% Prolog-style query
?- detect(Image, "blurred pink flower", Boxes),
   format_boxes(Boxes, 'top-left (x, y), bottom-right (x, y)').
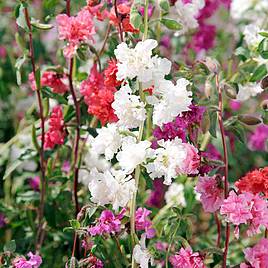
top-left (195, 175), bottom-right (224, 213)
top-left (14, 252), bottom-right (42, 268)
top-left (248, 124), bottom-right (268, 152)
top-left (29, 176), bottom-right (40, 191)
top-left (135, 207), bottom-right (155, 238)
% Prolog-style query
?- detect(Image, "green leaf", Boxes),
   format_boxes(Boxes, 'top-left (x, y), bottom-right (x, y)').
top-left (4, 240), bottom-right (16, 253)
top-left (258, 38), bottom-right (268, 59)
top-left (32, 124), bottom-right (40, 152)
top-left (159, 0), bottom-right (170, 11)
top-left (259, 32), bottom-right (268, 38)
top-left (86, 207), bottom-right (98, 221)
top-left (66, 257), bottom-right (79, 268)
top-left (228, 123), bottom-right (246, 144)
top-left (130, 7), bottom-right (142, 29)
top-left (42, 87), bottom-right (68, 104)
top-left (234, 47), bottom-right (250, 61)
top-left (31, 18), bottom-right (53, 30)
top-left (69, 219), bottom-right (80, 229)
top-left (209, 111), bottom-right (217, 138)
top-left (15, 4), bottom-right (28, 31)
top-left (202, 247), bottom-right (223, 256)
top-left (250, 64), bottom-right (267, 82)
top-left (15, 53), bottom-right (28, 85)
top-left (3, 160), bottom-right (22, 180)
top-left (161, 18), bottom-right (182, 30)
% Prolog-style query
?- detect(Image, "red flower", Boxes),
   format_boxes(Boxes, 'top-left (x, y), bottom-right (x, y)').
top-left (235, 167), bottom-right (268, 197)
top-left (104, 59), bottom-right (122, 87)
top-left (80, 65), bottom-right (118, 125)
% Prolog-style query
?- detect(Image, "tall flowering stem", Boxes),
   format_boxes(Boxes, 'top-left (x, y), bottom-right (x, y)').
top-left (66, 0), bottom-right (81, 258)
top-left (216, 74), bottom-right (230, 268)
top-left (23, 5), bottom-right (46, 251)
top-left (114, 0), bottom-right (124, 42)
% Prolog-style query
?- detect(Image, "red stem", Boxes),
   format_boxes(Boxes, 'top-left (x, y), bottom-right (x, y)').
top-left (114, 0), bottom-right (124, 42)
top-left (214, 213), bottom-right (221, 248)
top-left (216, 74), bottom-right (230, 268)
top-left (24, 7), bottom-right (46, 251)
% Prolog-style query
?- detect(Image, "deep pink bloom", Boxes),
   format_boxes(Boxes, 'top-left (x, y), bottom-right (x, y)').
top-left (61, 161), bottom-right (71, 173)
top-left (80, 65), bottom-right (118, 125)
top-left (155, 241), bottom-right (169, 251)
top-left (170, 247), bottom-right (206, 268)
top-left (146, 179), bottom-right (166, 208)
top-left (0, 46), bottom-right (7, 59)
top-left (160, 35), bottom-right (171, 49)
top-left (0, 213), bottom-right (6, 228)
top-left (14, 252), bottom-right (42, 268)
top-left (241, 239), bottom-right (268, 268)
top-left (139, 4), bottom-right (154, 17)
top-left (89, 209), bottom-right (125, 236)
top-left (135, 207), bottom-right (155, 238)
top-left (104, 59), bottom-right (122, 87)
top-left (229, 100), bottom-right (241, 111)
top-left (86, 1), bottom-right (109, 21)
top-left (179, 143), bottom-right (200, 175)
top-left (248, 124), bottom-right (268, 152)
top-left (56, 9), bottom-right (95, 58)
top-left (44, 106), bottom-right (65, 149)
top-left (29, 176), bottom-right (40, 191)
top-left (195, 175), bottom-right (224, 213)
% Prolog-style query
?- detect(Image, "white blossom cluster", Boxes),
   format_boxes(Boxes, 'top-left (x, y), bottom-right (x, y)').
top-left (80, 40), bottom-right (196, 210)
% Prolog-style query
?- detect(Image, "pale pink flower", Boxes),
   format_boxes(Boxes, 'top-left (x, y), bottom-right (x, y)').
top-left (241, 238), bottom-right (268, 268)
top-left (170, 247), bottom-right (206, 268)
top-left (195, 175), bottom-right (224, 213)
top-left (56, 9), bottom-right (95, 58)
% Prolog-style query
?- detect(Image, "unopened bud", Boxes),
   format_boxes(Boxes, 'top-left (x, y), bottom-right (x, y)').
top-left (222, 83), bottom-right (237, 99)
top-left (238, 114), bottom-right (262, 125)
top-left (200, 57), bottom-right (220, 74)
top-left (261, 99), bottom-right (268, 110)
top-left (261, 76), bottom-right (268, 89)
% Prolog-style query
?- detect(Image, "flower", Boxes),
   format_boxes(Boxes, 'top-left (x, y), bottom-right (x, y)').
top-left (80, 65), bottom-right (118, 125)
top-left (235, 167), bottom-right (268, 197)
top-left (165, 182), bottom-right (186, 206)
top-left (179, 143), bottom-right (200, 175)
top-left (112, 84), bottom-right (146, 129)
top-left (241, 238), bottom-right (268, 268)
top-left (116, 137), bottom-right (151, 174)
top-left (104, 59), bottom-right (122, 87)
top-left (44, 105), bottom-right (65, 149)
top-left (91, 123), bottom-right (122, 160)
top-left (56, 9), bottom-right (95, 58)
top-left (170, 246), bottom-right (206, 268)
top-left (150, 78), bottom-right (192, 126)
top-left (29, 176), bottom-right (40, 191)
top-left (89, 209), bottom-right (125, 236)
top-left (145, 137), bottom-right (187, 185)
top-left (0, 213), bottom-right (6, 228)
top-left (174, 0), bottom-right (205, 34)
top-left (248, 124), bottom-right (268, 151)
top-left (243, 24), bottom-right (264, 48)
top-left (195, 175), bottom-right (224, 213)
top-left (236, 83), bottom-right (263, 102)
top-left (133, 234), bottom-right (154, 268)
top-left (28, 71), bottom-right (68, 93)
top-left (146, 179), bottom-right (166, 208)
top-left (135, 207), bottom-right (155, 238)
top-left (87, 168), bottom-right (136, 211)
top-left (14, 252), bottom-right (42, 268)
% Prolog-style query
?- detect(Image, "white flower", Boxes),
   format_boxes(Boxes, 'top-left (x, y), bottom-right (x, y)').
top-left (91, 123), bottom-right (122, 160)
top-left (133, 234), bottom-right (153, 268)
top-left (112, 84), bottom-right (146, 129)
top-left (88, 168), bottom-right (136, 211)
top-left (114, 39), bottom-right (171, 86)
top-left (116, 137), bottom-right (151, 174)
top-left (165, 182), bottom-right (186, 206)
top-left (243, 24), bottom-right (264, 48)
top-left (175, 0), bottom-right (205, 34)
top-left (150, 78), bottom-right (192, 126)
top-left (145, 137), bottom-right (187, 185)
top-left (236, 83), bottom-right (263, 101)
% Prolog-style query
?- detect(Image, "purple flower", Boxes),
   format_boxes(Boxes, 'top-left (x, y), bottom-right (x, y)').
top-left (139, 4), bottom-right (154, 17)
top-left (0, 213), bottom-right (6, 228)
top-left (29, 176), bottom-right (40, 191)
top-left (62, 160), bottom-right (71, 173)
top-left (229, 100), bottom-right (241, 111)
top-left (248, 124), bottom-right (268, 151)
top-left (135, 207), bottom-right (155, 238)
top-left (14, 252), bottom-right (42, 268)
top-left (160, 35), bottom-right (171, 49)
top-left (88, 209), bottom-right (125, 236)
top-left (146, 179), bottom-right (166, 208)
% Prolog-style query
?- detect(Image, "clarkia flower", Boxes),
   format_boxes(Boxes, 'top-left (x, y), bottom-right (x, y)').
top-left (146, 179), bottom-right (166, 208)
top-left (248, 124), bottom-right (268, 152)
top-left (29, 176), bottom-right (40, 191)
top-left (135, 207), bottom-right (155, 238)
top-left (14, 252), bottom-right (42, 268)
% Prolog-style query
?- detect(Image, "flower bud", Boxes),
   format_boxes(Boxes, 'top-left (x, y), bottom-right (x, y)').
top-left (222, 83), bottom-right (237, 99)
top-left (238, 114), bottom-right (262, 125)
top-left (200, 57), bottom-right (220, 74)
top-left (261, 99), bottom-right (268, 111)
top-left (261, 76), bottom-right (268, 89)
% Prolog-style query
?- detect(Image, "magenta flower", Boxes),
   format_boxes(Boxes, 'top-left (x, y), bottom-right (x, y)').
top-left (195, 175), bottom-right (224, 213)
top-left (14, 252), bottom-right (42, 268)
top-left (170, 247), bottom-right (206, 268)
top-left (241, 238), bottom-right (268, 268)
top-left (88, 209), bottom-right (125, 236)
top-left (229, 100), bottom-right (241, 111)
top-left (135, 207), bottom-right (155, 238)
top-left (56, 9), bottom-right (95, 58)
top-left (0, 213), bottom-right (6, 228)
top-left (248, 124), bottom-right (268, 152)
top-left (146, 179), bottom-right (166, 208)
top-left (29, 176), bottom-right (40, 191)
top-left (61, 161), bottom-right (71, 173)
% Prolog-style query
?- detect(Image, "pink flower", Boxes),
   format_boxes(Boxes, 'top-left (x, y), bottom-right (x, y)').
top-left (14, 252), bottom-right (42, 268)
top-left (28, 71), bottom-right (68, 93)
top-left (229, 100), bottom-right (241, 111)
top-left (44, 106), bottom-right (65, 149)
top-left (179, 143), bottom-right (200, 175)
top-left (241, 238), bottom-right (268, 268)
top-left (135, 207), bottom-right (156, 238)
top-left (248, 124), bottom-right (268, 152)
top-left (170, 247), bottom-right (206, 268)
top-left (61, 161), bottom-right (71, 173)
top-left (89, 209), bottom-right (125, 236)
top-left (195, 175), bottom-right (224, 213)
top-left (56, 9), bottom-right (95, 58)
top-left (29, 176), bottom-right (40, 191)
